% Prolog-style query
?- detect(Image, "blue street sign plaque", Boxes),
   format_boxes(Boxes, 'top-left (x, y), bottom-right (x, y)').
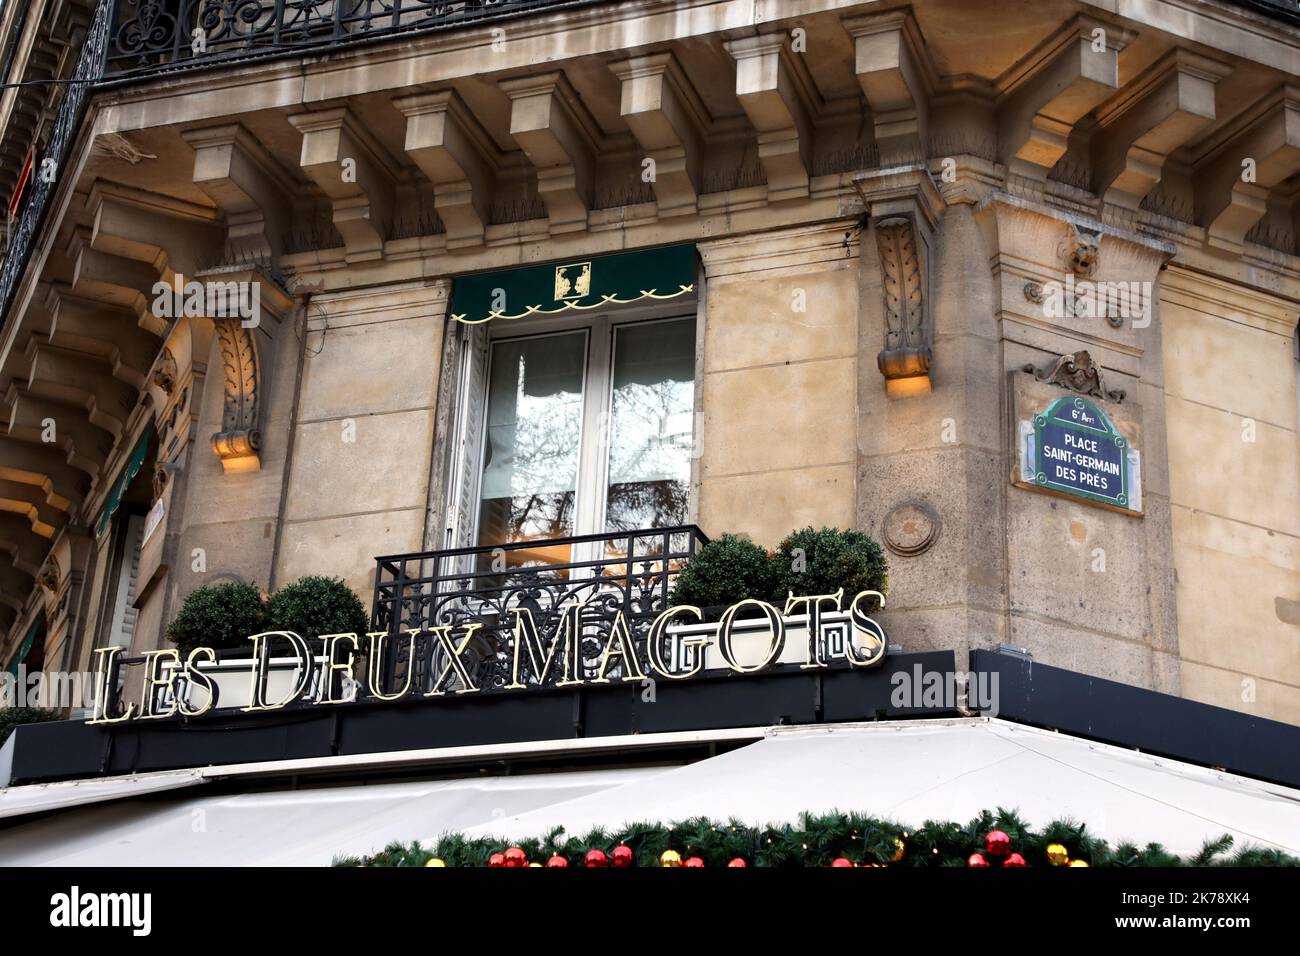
top-left (1023, 396), bottom-right (1140, 512)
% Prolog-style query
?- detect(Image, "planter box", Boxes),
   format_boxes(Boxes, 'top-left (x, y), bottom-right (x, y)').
top-left (159, 656), bottom-right (338, 712)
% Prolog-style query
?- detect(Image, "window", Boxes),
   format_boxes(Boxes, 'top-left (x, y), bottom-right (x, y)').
top-left (478, 329), bottom-right (586, 552)
top-left (454, 311), bottom-right (696, 569)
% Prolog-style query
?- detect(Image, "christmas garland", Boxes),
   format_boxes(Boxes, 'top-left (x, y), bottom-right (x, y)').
top-left (334, 809), bottom-right (1299, 868)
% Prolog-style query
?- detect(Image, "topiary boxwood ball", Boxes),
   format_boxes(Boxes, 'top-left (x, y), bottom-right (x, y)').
top-left (167, 581), bottom-right (268, 656)
top-left (769, 526), bottom-right (889, 607)
top-left (267, 575), bottom-right (368, 641)
top-left (668, 534), bottom-right (775, 615)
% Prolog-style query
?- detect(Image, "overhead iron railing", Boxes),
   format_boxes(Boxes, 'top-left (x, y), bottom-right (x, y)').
top-left (0, 0), bottom-right (112, 334)
top-left (370, 525), bottom-right (710, 694)
top-left (106, 0), bottom-right (605, 77)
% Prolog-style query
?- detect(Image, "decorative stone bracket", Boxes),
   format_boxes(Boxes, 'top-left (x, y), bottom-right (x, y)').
top-left (1058, 221), bottom-right (1101, 278)
top-left (203, 268), bottom-right (293, 473)
top-left (210, 318), bottom-right (262, 471)
top-left (854, 166), bottom-right (945, 398)
top-left (875, 216), bottom-right (931, 381)
top-left (38, 554), bottom-right (60, 594)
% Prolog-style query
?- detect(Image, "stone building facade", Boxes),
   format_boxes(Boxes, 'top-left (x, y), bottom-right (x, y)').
top-left (0, 0), bottom-right (1297, 725)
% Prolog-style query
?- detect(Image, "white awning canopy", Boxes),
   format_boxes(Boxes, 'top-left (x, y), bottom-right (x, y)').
top-left (465, 719), bottom-right (1300, 857)
top-left (0, 769), bottom-right (205, 821)
top-left (0, 718), bottom-right (1296, 864)
top-left (0, 767), bottom-right (669, 866)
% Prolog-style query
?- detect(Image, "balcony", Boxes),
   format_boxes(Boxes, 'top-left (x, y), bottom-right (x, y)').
top-left (370, 525), bottom-right (709, 694)
top-left (106, 0), bottom-right (604, 77)
top-left (101, 0), bottom-right (1300, 80)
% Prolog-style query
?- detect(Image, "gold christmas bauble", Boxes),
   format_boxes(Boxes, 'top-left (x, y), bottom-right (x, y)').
top-left (1046, 843), bottom-right (1069, 867)
top-left (528, 862), bottom-right (542, 867)
top-left (889, 838), bottom-right (906, 863)
top-left (1068, 859), bottom-right (1090, 867)
top-left (660, 850), bottom-right (683, 868)
top-left (425, 858), bottom-right (446, 867)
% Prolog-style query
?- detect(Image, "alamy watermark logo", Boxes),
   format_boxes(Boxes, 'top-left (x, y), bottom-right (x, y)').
top-left (50, 887), bottom-right (151, 937)
top-left (1027, 273), bottom-right (1152, 329)
top-left (1, 667), bottom-right (99, 710)
top-left (890, 664), bottom-right (1000, 716)
top-left (150, 274), bottom-right (261, 327)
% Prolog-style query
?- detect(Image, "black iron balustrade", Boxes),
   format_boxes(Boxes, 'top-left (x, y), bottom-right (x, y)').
top-left (103, 0), bottom-right (1299, 78)
top-left (370, 525), bottom-right (709, 695)
top-left (107, 0), bottom-right (605, 76)
top-left (1235, 0), bottom-right (1300, 26)
top-left (0, 0), bottom-right (113, 332)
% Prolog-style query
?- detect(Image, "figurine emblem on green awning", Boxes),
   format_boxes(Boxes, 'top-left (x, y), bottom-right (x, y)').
top-left (450, 244), bottom-right (696, 323)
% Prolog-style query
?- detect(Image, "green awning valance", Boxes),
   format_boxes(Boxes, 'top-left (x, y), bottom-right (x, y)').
top-left (96, 430), bottom-right (152, 537)
top-left (449, 244), bottom-right (696, 324)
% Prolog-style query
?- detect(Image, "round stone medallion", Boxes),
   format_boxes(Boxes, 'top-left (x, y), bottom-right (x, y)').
top-left (882, 501), bottom-right (940, 557)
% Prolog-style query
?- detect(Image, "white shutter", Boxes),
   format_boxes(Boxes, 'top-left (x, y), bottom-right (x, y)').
top-left (445, 322), bottom-right (489, 555)
top-left (108, 513), bottom-right (146, 649)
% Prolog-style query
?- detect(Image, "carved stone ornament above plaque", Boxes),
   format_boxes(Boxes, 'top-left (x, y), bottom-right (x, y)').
top-left (1022, 350), bottom-right (1125, 404)
top-left (882, 501), bottom-right (940, 557)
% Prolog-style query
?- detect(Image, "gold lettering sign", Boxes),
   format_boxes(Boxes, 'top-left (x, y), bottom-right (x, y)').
top-left (85, 591), bottom-right (887, 724)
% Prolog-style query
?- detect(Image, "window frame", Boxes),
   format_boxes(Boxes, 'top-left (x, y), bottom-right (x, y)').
top-left (475, 301), bottom-right (698, 551)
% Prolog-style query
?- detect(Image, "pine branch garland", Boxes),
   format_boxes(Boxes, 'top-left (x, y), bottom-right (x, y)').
top-left (333, 809), bottom-right (1299, 868)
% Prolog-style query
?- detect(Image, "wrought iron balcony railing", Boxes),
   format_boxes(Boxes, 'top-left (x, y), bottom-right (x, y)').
top-left (108, 0), bottom-right (604, 76)
top-left (370, 525), bottom-right (709, 694)
top-left (0, 0), bottom-right (112, 332)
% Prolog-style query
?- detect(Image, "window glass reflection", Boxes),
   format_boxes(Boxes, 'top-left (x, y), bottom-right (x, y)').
top-left (604, 318), bottom-right (695, 536)
top-left (477, 331), bottom-right (586, 568)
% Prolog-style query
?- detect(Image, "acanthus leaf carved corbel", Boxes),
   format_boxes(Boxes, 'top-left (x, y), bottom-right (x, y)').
top-left (202, 267), bottom-right (291, 473)
top-left (210, 317), bottom-right (262, 471)
top-left (874, 215), bottom-right (933, 385)
top-left (855, 166), bottom-right (944, 398)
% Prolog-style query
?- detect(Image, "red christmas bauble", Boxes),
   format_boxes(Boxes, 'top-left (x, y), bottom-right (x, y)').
top-left (503, 847), bottom-right (527, 868)
top-left (984, 830), bottom-right (1012, 858)
top-left (727, 858), bottom-right (747, 867)
top-left (1002, 852), bottom-right (1028, 867)
top-left (545, 854), bottom-right (569, 868)
top-left (831, 857), bottom-right (854, 867)
top-left (684, 856), bottom-right (705, 868)
top-left (611, 845), bottom-right (634, 868)
top-left (967, 853), bottom-right (991, 867)
top-left (584, 849), bottom-right (609, 868)
top-left (487, 852), bottom-right (506, 868)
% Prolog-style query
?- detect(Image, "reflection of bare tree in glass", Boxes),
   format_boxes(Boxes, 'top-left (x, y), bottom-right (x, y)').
top-left (606, 376), bottom-right (692, 540)
top-left (478, 356), bottom-right (582, 567)
top-left (606, 482), bottom-right (689, 532)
